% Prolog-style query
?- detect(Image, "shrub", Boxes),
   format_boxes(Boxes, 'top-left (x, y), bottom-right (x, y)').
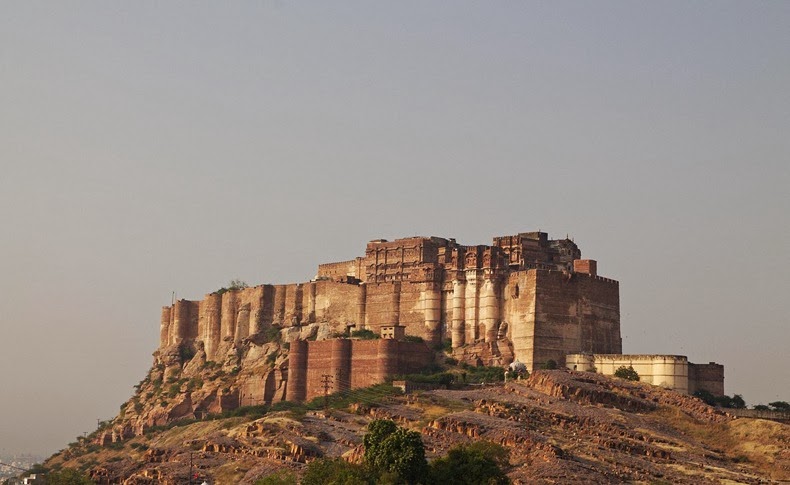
top-left (300, 458), bottom-right (368, 485)
top-left (613, 365), bottom-right (640, 381)
top-left (444, 357), bottom-right (458, 366)
top-left (404, 335), bottom-right (424, 343)
top-left (540, 359), bottom-right (557, 370)
top-left (364, 419), bottom-right (428, 484)
top-left (41, 468), bottom-right (93, 485)
top-left (187, 377), bottom-right (203, 391)
top-left (465, 365), bottom-right (505, 384)
top-left (263, 326), bottom-right (282, 343)
top-left (214, 279), bottom-right (249, 295)
top-left (730, 394), bottom-right (746, 409)
top-left (769, 400), bottom-right (790, 411)
top-left (178, 344), bottom-right (196, 363)
top-left (693, 389), bottom-right (716, 406)
top-left (394, 372), bottom-right (455, 387)
top-left (429, 441), bottom-right (510, 485)
top-left (167, 383), bottom-right (181, 398)
top-left (351, 329), bottom-right (378, 340)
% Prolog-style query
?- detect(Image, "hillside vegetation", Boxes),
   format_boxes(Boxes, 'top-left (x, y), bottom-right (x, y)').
top-left (30, 369), bottom-right (789, 484)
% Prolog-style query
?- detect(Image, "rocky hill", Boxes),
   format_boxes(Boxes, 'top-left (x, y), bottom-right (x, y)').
top-left (40, 359), bottom-right (788, 484)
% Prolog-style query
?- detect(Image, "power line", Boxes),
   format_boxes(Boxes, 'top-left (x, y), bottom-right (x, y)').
top-left (321, 374), bottom-right (334, 411)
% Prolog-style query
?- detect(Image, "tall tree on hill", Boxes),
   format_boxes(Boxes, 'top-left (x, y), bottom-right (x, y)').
top-left (363, 420), bottom-right (428, 484)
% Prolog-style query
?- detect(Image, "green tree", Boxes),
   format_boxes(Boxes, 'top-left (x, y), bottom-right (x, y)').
top-left (364, 420), bottom-right (428, 484)
top-left (730, 394), bottom-right (746, 409)
top-left (753, 404), bottom-right (770, 411)
top-left (429, 441), bottom-right (511, 485)
top-left (300, 458), bottom-right (369, 485)
top-left (715, 395), bottom-right (734, 408)
top-left (45, 468), bottom-right (93, 485)
top-left (613, 365), bottom-right (640, 381)
top-left (693, 389), bottom-right (716, 406)
top-left (768, 400), bottom-right (790, 411)
top-left (540, 359), bottom-right (558, 370)
top-left (229, 279), bottom-right (249, 290)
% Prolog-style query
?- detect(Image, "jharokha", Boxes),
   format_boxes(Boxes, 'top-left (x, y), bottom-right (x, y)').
top-left (155, 231), bottom-right (722, 407)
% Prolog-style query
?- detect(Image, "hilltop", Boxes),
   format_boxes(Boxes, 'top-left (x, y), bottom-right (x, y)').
top-left (38, 369), bottom-right (788, 484)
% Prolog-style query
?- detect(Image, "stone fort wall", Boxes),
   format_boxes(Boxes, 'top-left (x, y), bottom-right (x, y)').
top-left (159, 231), bottom-right (622, 371)
top-left (157, 231), bottom-right (631, 402)
top-left (566, 354), bottom-right (724, 396)
top-left (285, 339), bottom-right (434, 402)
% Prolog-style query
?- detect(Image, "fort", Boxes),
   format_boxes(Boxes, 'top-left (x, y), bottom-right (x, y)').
top-left (156, 231), bottom-right (723, 402)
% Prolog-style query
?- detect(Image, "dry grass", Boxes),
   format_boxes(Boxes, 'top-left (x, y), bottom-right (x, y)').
top-left (211, 457), bottom-right (257, 484)
top-left (651, 406), bottom-right (789, 481)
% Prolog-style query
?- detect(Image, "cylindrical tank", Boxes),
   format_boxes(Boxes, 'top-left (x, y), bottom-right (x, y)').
top-left (285, 340), bottom-right (309, 402)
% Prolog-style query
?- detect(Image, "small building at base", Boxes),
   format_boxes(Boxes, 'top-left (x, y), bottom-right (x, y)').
top-left (565, 353), bottom-right (724, 396)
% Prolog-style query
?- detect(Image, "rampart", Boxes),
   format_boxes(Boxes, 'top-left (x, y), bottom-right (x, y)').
top-left (153, 230), bottom-right (731, 402)
top-left (688, 362), bottom-right (725, 396)
top-left (285, 339), bottom-right (434, 401)
top-left (566, 354), bottom-right (724, 396)
top-left (159, 231), bottom-right (622, 372)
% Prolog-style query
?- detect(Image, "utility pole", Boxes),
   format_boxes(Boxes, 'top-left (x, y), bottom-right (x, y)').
top-left (321, 374), bottom-right (334, 411)
top-left (188, 451), bottom-right (193, 485)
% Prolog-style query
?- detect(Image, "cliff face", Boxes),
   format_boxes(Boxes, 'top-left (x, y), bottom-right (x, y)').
top-left (106, 325), bottom-right (289, 444)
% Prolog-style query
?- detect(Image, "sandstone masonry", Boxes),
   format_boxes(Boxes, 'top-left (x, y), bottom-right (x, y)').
top-left (155, 231), bottom-right (722, 401)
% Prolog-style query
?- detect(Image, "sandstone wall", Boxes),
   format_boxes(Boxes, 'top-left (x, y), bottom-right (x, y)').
top-left (564, 354), bottom-right (725, 397)
top-left (529, 270), bottom-right (620, 370)
top-left (566, 354), bottom-right (690, 394)
top-left (500, 270), bottom-right (620, 371)
top-left (285, 339), bottom-right (434, 402)
top-left (159, 233), bottom-right (623, 401)
top-left (316, 259), bottom-right (363, 281)
top-left (688, 362), bottom-right (725, 396)
top-left (502, 270), bottom-right (538, 368)
top-left (160, 282), bottom-right (365, 361)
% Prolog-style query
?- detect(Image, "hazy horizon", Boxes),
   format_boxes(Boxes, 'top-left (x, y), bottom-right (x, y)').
top-left (1, 2), bottom-right (788, 456)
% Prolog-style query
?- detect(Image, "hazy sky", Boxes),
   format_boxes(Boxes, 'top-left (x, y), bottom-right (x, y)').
top-left (1, 2), bottom-right (788, 456)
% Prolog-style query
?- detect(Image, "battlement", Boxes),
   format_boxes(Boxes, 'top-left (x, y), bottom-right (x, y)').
top-left (152, 230), bottom-right (728, 404)
top-left (160, 230), bottom-right (621, 376)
